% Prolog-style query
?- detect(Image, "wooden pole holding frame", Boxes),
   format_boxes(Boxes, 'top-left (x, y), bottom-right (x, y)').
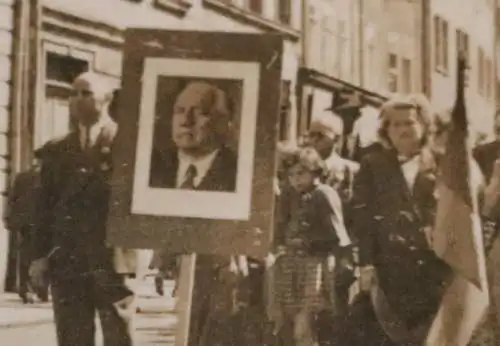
top-left (174, 254), bottom-right (196, 346)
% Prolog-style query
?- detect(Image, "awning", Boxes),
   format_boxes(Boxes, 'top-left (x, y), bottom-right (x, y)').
top-left (297, 67), bottom-right (388, 110)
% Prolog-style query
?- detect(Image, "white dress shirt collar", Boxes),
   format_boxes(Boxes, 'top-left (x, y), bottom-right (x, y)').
top-left (400, 155), bottom-right (420, 192)
top-left (176, 149), bottom-right (219, 188)
top-left (78, 115), bottom-right (117, 149)
top-left (79, 118), bottom-right (104, 149)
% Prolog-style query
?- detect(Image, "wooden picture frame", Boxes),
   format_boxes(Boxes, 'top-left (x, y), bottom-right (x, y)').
top-left (107, 29), bottom-right (283, 259)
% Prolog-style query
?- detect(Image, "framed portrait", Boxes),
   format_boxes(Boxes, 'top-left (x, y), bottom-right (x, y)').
top-left (107, 29), bottom-right (283, 258)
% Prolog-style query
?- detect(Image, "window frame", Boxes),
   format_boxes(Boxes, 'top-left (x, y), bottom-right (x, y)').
top-left (401, 57), bottom-right (412, 93)
top-left (434, 15), bottom-right (449, 74)
top-left (388, 52), bottom-right (399, 93)
top-left (276, 0), bottom-right (292, 25)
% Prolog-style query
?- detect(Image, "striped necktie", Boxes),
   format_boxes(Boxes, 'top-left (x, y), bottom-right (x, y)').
top-left (180, 164), bottom-right (197, 190)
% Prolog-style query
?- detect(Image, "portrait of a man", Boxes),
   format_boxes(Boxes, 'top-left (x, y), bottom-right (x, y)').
top-left (148, 79), bottom-right (239, 192)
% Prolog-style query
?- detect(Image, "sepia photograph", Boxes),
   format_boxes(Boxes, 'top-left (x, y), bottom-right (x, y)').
top-left (4, 1), bottom-right (500, 346)
top-left (131, 57), bottom-right (258, 220)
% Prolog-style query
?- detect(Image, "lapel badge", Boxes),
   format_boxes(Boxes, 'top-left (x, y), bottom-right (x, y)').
top-left (101, 146), bottom-right (111, 155)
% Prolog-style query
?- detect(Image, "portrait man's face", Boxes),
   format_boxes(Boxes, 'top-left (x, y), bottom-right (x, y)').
top-left (171, 82), bottom-right (231, 157)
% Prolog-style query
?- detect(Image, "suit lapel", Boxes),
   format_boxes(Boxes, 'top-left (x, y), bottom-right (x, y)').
top-left (413, 150), bottom-right (437, 203)
top-left (52, 132), bottom-right (94, 210)
top-left (386, 150), bottom-right (413, 203)
top-left (196, 151), bottom-right (223, 190)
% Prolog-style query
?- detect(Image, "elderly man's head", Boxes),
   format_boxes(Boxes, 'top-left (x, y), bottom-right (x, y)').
top-left (307, 112), bottom-right (343, 159)
top-left (378, 94), bottom-right (432, 156)
top-left (171, 81), bottom-right (232, 157)
top-left (69, 72), bottom-right (113, 126)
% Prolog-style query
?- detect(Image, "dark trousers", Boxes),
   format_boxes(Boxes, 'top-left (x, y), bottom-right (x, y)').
top-left (18, 229), bottom-right (32, 298)
top-left (332, 293), bottom-right (396, 346)
top-left (51, 275), bottom-right (133, 346)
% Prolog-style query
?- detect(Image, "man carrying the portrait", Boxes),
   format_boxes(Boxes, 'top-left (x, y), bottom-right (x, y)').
top-left (29, 72), bottom-right (137, 346)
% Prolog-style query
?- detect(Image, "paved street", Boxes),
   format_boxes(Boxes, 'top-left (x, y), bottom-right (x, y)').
top-left (0, 279), bottom-right (177, 346)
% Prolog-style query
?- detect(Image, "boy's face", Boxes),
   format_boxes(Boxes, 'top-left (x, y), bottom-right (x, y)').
top-left (288, 164), bottom-right (315, 193)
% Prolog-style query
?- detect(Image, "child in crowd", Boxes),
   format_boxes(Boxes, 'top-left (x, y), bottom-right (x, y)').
top-left (270, 146), bottom-right (351, 346)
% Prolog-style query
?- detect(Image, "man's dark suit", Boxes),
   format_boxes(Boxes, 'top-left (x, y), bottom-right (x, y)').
top-left (337, 149), bottom-right (451, 346)
top-left (33, 131), bottom-right (133, 346)
top-left (148, 146), bottom-right (237, 191)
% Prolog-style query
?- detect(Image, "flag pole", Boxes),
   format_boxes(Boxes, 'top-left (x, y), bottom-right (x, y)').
top-left (425, 53), bottom-right (489, 346)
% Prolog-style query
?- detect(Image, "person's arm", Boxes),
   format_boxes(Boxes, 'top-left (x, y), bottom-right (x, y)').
top-left (32, 159), bottom-right (56, 260)
top-left (4, 174), bottom-right (23, 231)
top-left (350, 157), bottom-right (376, 267)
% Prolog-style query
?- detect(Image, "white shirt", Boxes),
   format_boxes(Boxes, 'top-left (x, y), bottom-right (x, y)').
top-left (176, 150), bottom-right (219, 188)
top-left (78, 116), bottom-right (116, 149)
top-left (400, 155), bottom-right (420, 192)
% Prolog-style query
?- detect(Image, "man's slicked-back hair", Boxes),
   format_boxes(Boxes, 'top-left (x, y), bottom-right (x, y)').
top-left (181, 81), bottom-right (234, 122)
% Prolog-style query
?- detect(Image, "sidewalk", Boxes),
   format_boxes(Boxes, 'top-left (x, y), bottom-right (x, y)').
top-left (0, 294), bottom-right (52, 328)
top-left (0, 278), bottom-right (176, 329)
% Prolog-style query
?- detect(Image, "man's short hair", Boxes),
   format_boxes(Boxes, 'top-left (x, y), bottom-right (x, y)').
top-left (281, 145), bottom-right (327, 178)
top-left (73, 72), bottom-right (113, 104)
top-left (309, 111), bottom-right (343, 139)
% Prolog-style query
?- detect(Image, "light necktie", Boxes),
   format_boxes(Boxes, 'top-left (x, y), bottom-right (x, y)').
top-left (180, 164), bottom-right (197, 190)
top-left (84, 126), bottom-right (91, 150)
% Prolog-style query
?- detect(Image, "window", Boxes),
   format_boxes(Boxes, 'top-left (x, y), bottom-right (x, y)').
top-left (401, 58), bottom-right (412, 93)
top-left (388, 53), bottom-right (398, 92)
top-left (456, 29), bottom-right (469, 63)
top-left (247, 0), bottom-right (262, 13)
top-left (336, 20), bottom-right (347, 79)
top-left (320, 17), bottom-right (329, 73)
top-left (279, 80), bottom-right (291, 141)
top-left (46, 52), bottom-right (89, 86)
top-left (485, 58), bottom-right (492, 99)
top-left (40, 51), bottom-right (90, 148)
top-left (434, 16), bottom-right (449, 73)
top-left (478, 47), bottom-right (485, 95)
top-left (277, 0), bottom-right (291, 25)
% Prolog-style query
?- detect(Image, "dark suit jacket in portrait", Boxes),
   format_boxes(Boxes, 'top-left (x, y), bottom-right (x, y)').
top-left (149, 146), bottom-right (238, 192)
top-left (350, 148), bottom-right (451, 342)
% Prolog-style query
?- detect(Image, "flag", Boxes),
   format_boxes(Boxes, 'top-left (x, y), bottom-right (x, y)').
top-left (425, 56), bottom-right (489, 345)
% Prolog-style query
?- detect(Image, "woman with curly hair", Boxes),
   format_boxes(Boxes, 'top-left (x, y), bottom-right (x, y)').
top-left (336, 94), bottom-right (453, 346)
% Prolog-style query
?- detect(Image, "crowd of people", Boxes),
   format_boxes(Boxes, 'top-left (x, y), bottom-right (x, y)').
top-left (5, 68), bottom-right (500, 346)
top-left (155, 91), bottom-right (500, 346)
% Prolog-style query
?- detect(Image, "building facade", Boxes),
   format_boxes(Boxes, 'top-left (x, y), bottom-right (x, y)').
top-left (429, 0), bottom-right (496, 138)
top-left (297, 0), bottom-right (389, 148)
top-left (35, 0), bottom-right (302, 147)
top-left (2, 0), bottom-right (303, 290)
